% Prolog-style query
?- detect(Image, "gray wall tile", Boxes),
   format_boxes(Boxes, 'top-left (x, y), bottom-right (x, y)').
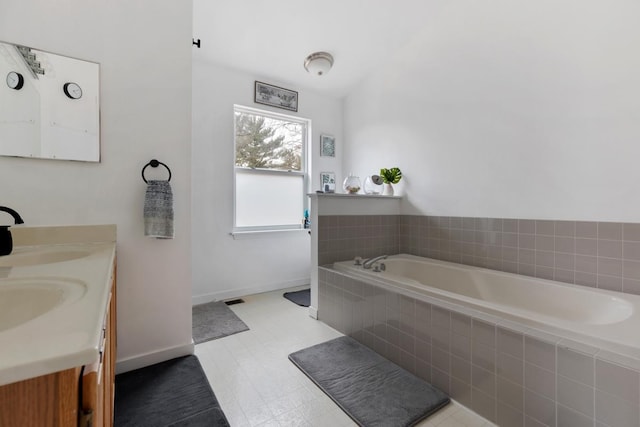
top-left (497, 328), bottom-right (524, 359)
top-left (472, 319), bottom-right (496, 346)
top-left (597, 274), bottom-right (623, 292)
top-left (623, 241), bottom-right (640, 261)
top-left (472, 388), bottom-right (497, 423)
top-left (536, 220), bottom-right (555, 236)
top-left (576, 238), bottom-right (598, 256)
top-left (624, 260), bottom-right (640, 280)
top-left (554, 252), bottom-right (575, 270)
top-left (624, 223), bottom-right (640, 242)
top-left (503, 219), bottom-right (518, 233)
top-left (432, 305), bottom-right (451, 329)
top-left (451, 333), bottom-right (471, 361)
top-left (557, 375), bottom-right (594, 417)
top-left (597, 257), bottom-right (622, 277)
top-left (598, 239), bottom-right (623, 258)
top-left (451, 312), bottom-right (471, 336)
top-left (598, 222), bottom-right (622, 240)
top-left (525, 362), bottom-right (556, 399)
top-left (557, 404), bottom-right (595, 427)
top-left (432, 367), bottom-right (451, 395)
top-left (555, 221), bottom-right (576, 237)
top-left (536, 235), bottom-right (555, 251)
top-left (525, 336), bottom-right (556, 371)
top-left (452, 355), bottom-right (471, 383)
top-left (498, 352), bottom-right (524, 385)
top-left (519, 220), bottom-right (536, 234)
top-left (432, 344), bottom-right (451, 374)
top-left (595, 359), bottom-right (640, 404)
top-left (576, 221), bottom-right (598, 238)
top-left (451, 377), bottom-right (472, 407)
top-left (498, 402), bottom-right (524, 427)
top-left (558, 347), bottom-right (594, 386)
top-left (473, 364), bottom-right (497, 396)
top-left (525, 389), bottom-right (556, 427)
top-left (473, 341), bottom-right (496, 372)
top-left (498, 376), bottom-right (524, 411)
top-left (596, 390), bottom-right (640, 427)
top-left (575, 271), bottom-right (597, 287)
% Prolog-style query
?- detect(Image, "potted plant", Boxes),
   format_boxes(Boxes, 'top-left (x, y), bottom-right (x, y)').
top-left (379, 167), bottom-right (402, 195)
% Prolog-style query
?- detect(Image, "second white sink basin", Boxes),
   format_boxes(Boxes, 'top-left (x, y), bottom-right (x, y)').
top-left (0, 277), bottom-right (87, 332)
top-left (0, 249), bottom-right (91, 267)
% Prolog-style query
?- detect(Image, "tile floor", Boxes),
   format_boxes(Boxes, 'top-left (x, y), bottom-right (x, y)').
top-left (195, 287), bottom-right (495, 427)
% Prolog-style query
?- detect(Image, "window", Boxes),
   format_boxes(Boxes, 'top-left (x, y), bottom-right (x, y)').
top-left (233, 105), bottom-right (309, 232)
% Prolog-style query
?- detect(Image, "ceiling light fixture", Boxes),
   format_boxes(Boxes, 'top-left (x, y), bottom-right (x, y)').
top-left (304, 52), bottom-right (334, 76)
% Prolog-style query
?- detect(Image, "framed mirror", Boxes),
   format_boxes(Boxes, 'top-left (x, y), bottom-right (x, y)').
top-left (0, 41), bottom-right (100, 162)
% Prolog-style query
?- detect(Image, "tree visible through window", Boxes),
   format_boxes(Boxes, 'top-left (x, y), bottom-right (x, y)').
top-left (233, 106), bottom-right (309, 230)
top-left (235, 113), bottom-right (302, 171)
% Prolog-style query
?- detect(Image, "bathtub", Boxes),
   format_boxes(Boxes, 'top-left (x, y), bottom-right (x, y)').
top-left (333, 254), bottom-right (640, 359)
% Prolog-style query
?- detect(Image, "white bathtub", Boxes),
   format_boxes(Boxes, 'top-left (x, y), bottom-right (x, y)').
top-left (333, 254), bottom-right (640, 359)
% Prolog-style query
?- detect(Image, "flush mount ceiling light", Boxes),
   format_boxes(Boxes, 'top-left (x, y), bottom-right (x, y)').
top-left (304, 52), bottom-right (334, 76)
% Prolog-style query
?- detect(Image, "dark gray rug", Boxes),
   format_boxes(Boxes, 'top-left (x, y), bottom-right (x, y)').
top-left (289, 336), bottom-right (450, 427)
top-left (192, 301), bottom-right (249, 344)
top-left (283, 288), bottom-right (310, 307)
top-left (114, 355), bottom-right (230, 427)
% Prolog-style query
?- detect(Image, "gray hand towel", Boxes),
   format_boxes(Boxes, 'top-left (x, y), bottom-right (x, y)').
top-left (144, 180), bottom-right (174, 239)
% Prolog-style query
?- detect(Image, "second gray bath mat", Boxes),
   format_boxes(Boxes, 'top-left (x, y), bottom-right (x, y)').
top-left (192, 301), bottom-right (249, 344)
top-left (289, 336), bottom-right (450, 427)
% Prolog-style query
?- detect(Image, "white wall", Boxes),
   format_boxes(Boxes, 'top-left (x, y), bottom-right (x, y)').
top-left (0, 0), bottom-right (194, 372)
top-left (191, 59), bottom-right (342, 302)
top-left (344, 0), bottom-right (640, 222)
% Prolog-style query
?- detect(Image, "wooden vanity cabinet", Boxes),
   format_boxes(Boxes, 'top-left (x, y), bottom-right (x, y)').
top-left (82, 271), bottom-right (117, 427)
top-left (0, 272), bottom-right (116, 427)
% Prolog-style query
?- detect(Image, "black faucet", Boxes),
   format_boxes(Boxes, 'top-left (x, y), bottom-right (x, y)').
top-left (0, 206), bottom-right (24, 256)
top-left (0, 206), bottom-right (24, 225)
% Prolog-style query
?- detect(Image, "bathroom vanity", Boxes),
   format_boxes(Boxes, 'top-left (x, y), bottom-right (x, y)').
top-left (0, 225), bottom-right (116, 427)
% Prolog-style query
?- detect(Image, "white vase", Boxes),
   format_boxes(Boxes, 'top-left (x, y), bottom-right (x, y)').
top-left (383, 183), bottom-right (394, 196)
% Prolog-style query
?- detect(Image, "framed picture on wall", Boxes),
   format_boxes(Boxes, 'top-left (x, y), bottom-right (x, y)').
top-left (320, 134), bottom-right (335, 157)
top-left (320, 171), bottom-right (336, 193)
top-left (254, 81), bottom-right (298, 112)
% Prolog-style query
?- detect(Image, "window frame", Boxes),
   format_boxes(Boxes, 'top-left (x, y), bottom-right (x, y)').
top-left (232, 104), bottom-right (311, 233)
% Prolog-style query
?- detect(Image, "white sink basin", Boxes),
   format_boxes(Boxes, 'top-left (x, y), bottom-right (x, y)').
top-left (0, 249), bottom-right (91, 267)
top-left (0, 277), bottom-right (87, 332)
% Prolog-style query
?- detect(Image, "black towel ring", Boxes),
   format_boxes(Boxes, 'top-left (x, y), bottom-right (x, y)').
top-left (142, 159), bottom-right (172, 183)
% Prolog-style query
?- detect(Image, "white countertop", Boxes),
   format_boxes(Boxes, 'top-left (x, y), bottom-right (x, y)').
top-left (0, 225), bottom-right (116, 386)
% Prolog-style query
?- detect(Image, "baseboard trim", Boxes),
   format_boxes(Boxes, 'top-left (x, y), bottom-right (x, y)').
top-left (308, 306), bottom-right (318, 319)
top-left (115, 342), bottom-right (195, 374)
top-left (192, 277), bottom-right (310, 305)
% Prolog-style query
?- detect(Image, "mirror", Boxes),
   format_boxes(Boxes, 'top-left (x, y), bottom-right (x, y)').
top-left (0, 41), bottom-right (100, 162)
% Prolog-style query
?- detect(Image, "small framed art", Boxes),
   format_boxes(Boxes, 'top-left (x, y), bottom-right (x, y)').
top-left (320, 171), bottom-right (336, 193)
top-left (254, 81), bottom-right (298, 112)
top-left (320, 134), bottom-right (335, 157)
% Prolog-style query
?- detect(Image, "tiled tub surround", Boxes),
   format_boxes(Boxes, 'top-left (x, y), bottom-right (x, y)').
top-left (318, 215), bottom-right (640, 296)
top-left (318, 267), bottom-right (640, 426)
top-left (317, 214), bottom-right (399, 266)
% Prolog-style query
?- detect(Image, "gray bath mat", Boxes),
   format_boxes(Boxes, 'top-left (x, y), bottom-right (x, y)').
top-left (114, 355), bottom-right (230, 426)
top-left (192, 301), bottom-right (249, 344)
top-left (289, 336), bottom-right (450, 427)
top-left (283, 288), bottom-right (310, 307)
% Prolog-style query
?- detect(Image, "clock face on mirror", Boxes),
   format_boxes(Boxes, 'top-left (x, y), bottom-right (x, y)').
top-left (6, 72), bottom-right (24, 90)
top-left (63, 82), bottom-right (82, 99)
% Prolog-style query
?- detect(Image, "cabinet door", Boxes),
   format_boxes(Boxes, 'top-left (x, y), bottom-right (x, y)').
top-left (0, 367), bottom-right (80, 427)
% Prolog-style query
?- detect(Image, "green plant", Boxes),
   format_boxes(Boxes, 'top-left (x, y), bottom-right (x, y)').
top-left (380, 167), bottom-right (402, 184)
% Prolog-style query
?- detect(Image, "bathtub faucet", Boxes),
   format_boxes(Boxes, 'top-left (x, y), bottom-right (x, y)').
top-left (0, 206), bottom-right (24, 224)
top-left (363, 255), bottom-right (388, 269)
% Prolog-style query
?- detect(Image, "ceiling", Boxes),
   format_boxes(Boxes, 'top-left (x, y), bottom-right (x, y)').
top-left (192, 0), bottom-right (433, 98)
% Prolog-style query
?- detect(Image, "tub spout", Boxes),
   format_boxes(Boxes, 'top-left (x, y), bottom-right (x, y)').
top-left (363, 255), bottom-right (388, 269)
